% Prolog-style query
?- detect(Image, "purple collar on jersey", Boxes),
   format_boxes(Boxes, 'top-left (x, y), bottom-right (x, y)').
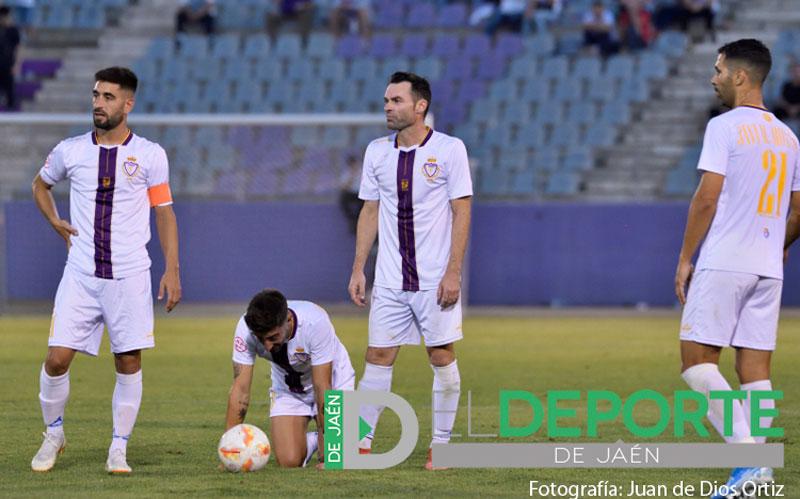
top-left (739, 104), bottom-right (770, 112)
top-left (394, 127), bottom-right (433, 149)
top-left (92, 130), bottom-right (134, 146)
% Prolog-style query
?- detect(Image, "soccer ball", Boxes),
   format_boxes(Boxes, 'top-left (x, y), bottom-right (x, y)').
top-left (218, 424), bottom-right (271, 472)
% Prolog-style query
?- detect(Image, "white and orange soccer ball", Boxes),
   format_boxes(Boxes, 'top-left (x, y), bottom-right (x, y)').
top-left (218, 424), bottom-right (271, 472)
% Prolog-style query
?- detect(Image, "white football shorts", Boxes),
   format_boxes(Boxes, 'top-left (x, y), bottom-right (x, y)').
top-left (269, 365), bottom-right (355, 418)
top-left (680, 269), bottom-right (782, 351)
top-left (368, 286), bottom-right (464, 348)
top-left (48, 265), bottom-right (155, 356)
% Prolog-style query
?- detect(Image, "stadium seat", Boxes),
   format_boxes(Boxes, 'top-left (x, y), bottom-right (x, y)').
top-left (584, 124), bottom-right (616, 147)
top-left (243, 34), bottom-right (271, 60)
top-left (287, 59), bottom-right (316, 82)
top-left (400, 34), bottom-right (429, 58)
top-left (572, 57), bottom-right (601, 82)
top-left (317, 59), bottom-right (346, 82)
top-left (521, 78), bottom-right (550, 103)
top-left (532, 147), bottom-right (560, 172)
top-left (412, 57), bottom-right (443, 80)
top-left (370, 34), bottom-right (398, 59)
top-left (306, 33), bottom-right (335, 59)
top-left (433, 3), bottom-right (465, 28)
top-left (274, 34), bottom-right (303, 59)
top-left (489, 79), bottom-right (518, 104)
top-left (373, 1), bottom-right (404, 29)
top-left (508, 57), bottom-right (539, 82)
top-left (336, 35), bottom-right (367, 59)
top-left (406, 3), bottom-right (437, 29)
top-left (321, 127), bottom-right (350, 148)
top-left (588, 75), bottom-right (616, 103)
top-left (222, 58), bottom-right (254, 83)
top-left (502, 103), bottom-right (533, 126)
top-left (619, 77), bottom-right (650, 103)
top-left (495, 34), bottom-right (524, 59)
top-left (431, 33), bottom-right (461, 58)
top-left (524, 33), bottom-right (555, 57)
top-left (379, 56), bottom-right (412, 76)
top-left (476, 55), bottom-right (508, 80)
top-left (509, 171), bottom-right (536, 195)
top-left (599, 100), bottom-right (631, 125)
top-left (637, 52), bottom-right (668, 80)
top-left (534, 100), bottom-right (564, 125)
top-left (562, 148), bottom-right (593, 171)
top-left (566, 102), bottom-right (597, 125)
top-left (516, 122), bottom-right (546, 148)
top-left (478, 169), bottom-right (511, 195)
top-left (553, 78), bottom-right (582, 102)
top-left (290, 127), bottom-right (320, 148)
top-left (176, 35), bottom-right (209, 60)
top-left (556, 32), bottom-right (584, 56)
top-left (654, 31), bottom-right (688, 58)
top-left (545, 171), bottom-right (580, 195)
top-left (350, 58), bottom-right (379, 82)
top-left (463, 34), bottom-right (492, 58)
top-left (447, 56), bottom-right (474, 81)
top-left (254, 59), bottom-right (284, 84)
top-left (542, 56), bottom-right (569, 81)
top-left (548, 123), bottom-right (582, 147)
top-left (606, 54), bottom-right (634, 82)
top-left (211, 34), bottom-right (240, 59)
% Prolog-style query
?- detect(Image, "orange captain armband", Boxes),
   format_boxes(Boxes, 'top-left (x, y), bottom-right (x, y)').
top-left (148, 182), bottom-right (173, 207)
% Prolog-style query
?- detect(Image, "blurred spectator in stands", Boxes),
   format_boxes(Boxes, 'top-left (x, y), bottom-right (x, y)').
top-left (582, 1), bottom-right (617, 57)
top-left (676, 0), bottom-right (716, 41)
top-left (775, 63), bottom-right (800, 123)
top-left (469, 0), bottom-right (499, 29)
top-left (529, 0), bottom-right (562, 33)
top-left (618, 0), bottom-right (654, 51)
top-left (266, 0), bottom-right (316, 44)
top-left (485, 0), bottom-right (527, 36)
top-left (4, 0), bottom-right (33, 35)
top-left (330, 0), bottom-right (371, 37)
top-left (0, 5), bottom-right (21, 111)
top-left (175, 0), bottom-right (216, 38)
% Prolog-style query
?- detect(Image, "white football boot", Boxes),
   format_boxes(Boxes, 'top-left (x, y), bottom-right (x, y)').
top-left (31, 432), bottom-right (66, 472)
top-left (105, 448), bottom-right (132, 474)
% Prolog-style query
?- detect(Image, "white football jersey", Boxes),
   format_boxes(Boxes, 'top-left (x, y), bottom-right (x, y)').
top-left (359, 128), bottom-right (473, 291)
top-left (231, 301), bottom-right (353, 400)
top-left (696, 106), bottom-right (800, 279)
top-left (39, 131), bottom-right (172, 279)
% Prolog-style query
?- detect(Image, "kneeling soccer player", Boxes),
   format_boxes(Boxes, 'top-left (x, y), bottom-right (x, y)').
top-left (224, 289), bottom-right (355, 468)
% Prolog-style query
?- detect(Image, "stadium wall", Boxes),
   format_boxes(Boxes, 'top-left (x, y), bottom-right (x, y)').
top-left (8, 200), bottom-right (800, 307)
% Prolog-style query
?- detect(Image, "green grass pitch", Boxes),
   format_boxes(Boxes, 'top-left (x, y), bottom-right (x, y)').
top-left (1, 313), bottom-right (798, 497)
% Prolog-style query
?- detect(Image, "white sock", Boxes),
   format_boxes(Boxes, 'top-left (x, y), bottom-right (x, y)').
top-left (109, 370), bottom-right (142, 454)
top-left (39, 365), bottom-right (69, 438)
top-left (430, 360), bottom-right (461, 446)
top-left (741, 380), bottom-right (774, 444)
top-left (303, 431), bottom-right (318, 467)
top-left (681, 363), bottom-right (754, 443)
top-left (356, 362), bottom-right (393, 449)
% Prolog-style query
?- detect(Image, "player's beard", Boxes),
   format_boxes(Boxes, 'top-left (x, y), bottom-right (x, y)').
top-left (386, 114), bottom-right (412, 131)
top-left (93, 110), bottom-right (123, 130)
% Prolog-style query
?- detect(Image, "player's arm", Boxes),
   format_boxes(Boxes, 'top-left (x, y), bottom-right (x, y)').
top-left (675, 171), bottom-right (724, 304)
top-left (154, 205), bottom-right (181, 312)
top-left (225, 362), bottom-right (254, 430)
top-left (32, 174), bottom-right (77, 249)
top-left (784, 191), bottom-right (800, 261)
top-left (311, 361), bottom-right (333, 467)
top-left (348, 200), bottom-right (379, 307)
top-left (438, 196), bottom-right (472, 308)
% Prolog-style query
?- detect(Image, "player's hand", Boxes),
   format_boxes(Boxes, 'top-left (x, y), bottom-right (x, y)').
top-left (51, 219), bottom-right (78, 250)
top-left (348, 270), bottom-right (367, 307)
top-left (674, 259), bottom-right (694, 306)
top-left (437, 269), bottom-right (461, 309)
top-left (159, 267), bottom-right (182, 312)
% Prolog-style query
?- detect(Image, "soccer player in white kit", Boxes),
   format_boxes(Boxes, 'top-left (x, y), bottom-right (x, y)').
top-left (674, 40), bottom-right (800, 496)
top-left (30, 67), bottom-right (182, 474)
top-left (225, 289), bottom-right (355, 468)
top-left (347, 72), bottom-right (473, 470)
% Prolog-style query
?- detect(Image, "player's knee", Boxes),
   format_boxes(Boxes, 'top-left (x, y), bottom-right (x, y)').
top-left (365, 347), bottom-right (395, 366)
top-left (44, 351), bottom-right (72, 376)
top-left (428, 348), bottom-right (455, 367)
top-left (275, 450), bottom-right (304, 468)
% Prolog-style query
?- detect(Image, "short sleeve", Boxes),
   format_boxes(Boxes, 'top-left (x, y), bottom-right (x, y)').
top-left (39, 142), bottom-right (68, 186)
top-left (146, 145), bottom-right (173, 207)
top-left (358, 144), bottom-right (380, 201)
top-left (696, 118), bottom-right (732, 176)
top-left (309, 315), bottom-right (336, 366)
top-left (446, 139), bottom-right (474, 199)
top-left (232, 317), bottom-right (257, 366)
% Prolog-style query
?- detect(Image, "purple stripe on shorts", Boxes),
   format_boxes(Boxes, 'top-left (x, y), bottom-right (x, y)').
top-left (396, 149), bottom-right (419, 291)
top-left (93, 146), bottom-right (117, 279)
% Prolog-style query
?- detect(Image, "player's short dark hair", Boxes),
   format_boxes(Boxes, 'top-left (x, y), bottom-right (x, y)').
top-left (718, 39), bottom-right (772, 84)
top-left (244, 289), bottom-right (288, 338)
top-left (94, 66), bottom-right (138, 93)
top-left (0, 6), bottom-right (11, 17)
top-left (389, 71), bottom-right (432, 117)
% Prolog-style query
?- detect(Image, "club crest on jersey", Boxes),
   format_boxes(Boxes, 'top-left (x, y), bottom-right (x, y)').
top-left (234, 336), bottom-right (247, 353)
top-left (123, 157), bottom-right (140, 177)
top-left (422, 157), bottom-right (440, 181)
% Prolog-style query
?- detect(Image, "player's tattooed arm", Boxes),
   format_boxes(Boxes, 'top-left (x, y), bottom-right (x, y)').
top-left (225, 362), bottom-right (253, 429)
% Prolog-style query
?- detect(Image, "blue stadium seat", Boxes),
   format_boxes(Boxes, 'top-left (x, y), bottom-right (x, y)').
top-left (336, 35), bottom-right (367, 59)
top-left (222, 58), bottom-right (253, 83)
top-left (437, 3), bottom-right (467, 29)
top-left (290, 127), bottom-right (320, 147)
top-left (321, 127), bottom-right (350, 148)
top-left (588, 75), bottom-right (616, 103)
top-left (318, 59), bottom-right (346, 82)
top-left (370, 34), bottom-right (398, 59)
top-left (509, 171), bottom-right (536, 195)
top-left (489, 79), bottom-right (518, 103)
top-left (479, 170), bottom-right (511, 195)
top-left (446, 56), bottom-right (474, 80)
top-left (532, 147), bottom-right (560, 172)
top-left (306, 33), bottom-right (335, 59)
top-left (379, 56), bottom-right (412, 76)
top-left (541, 56), bottom-right (569, 81)
top-left (606, 54), bottom-right (634, 81)
top-left (553, 78), bottom-right (581, 102)
top-left (400, 34), bottom-right (429, 58)
top-left (545, 171), bottom-right (580, 195)
top-left (274, 34), bottom-right (303, 59)
top-left (572, 57), bottom-right (601, 81)
top-left (463, 34), bottom-right (491, 58)
top-left (189, 59), bottom-right (222, 82)
top-left (524, 33), bottom-right (555, 57)
top-left (502, 103), bottom-right (533, 126)
top-left (476, 56), bottom-right (508, 81)
top-left (521, 78), bottom-right (550, 103)
top-left (243, 34), bottom-right (270, 59)
top-left (584, 124), bottom-right (616, 147)
top-left (619, 77), bottom-right (650, 103)
top-left (413, 57), bottom-right (443, 80)
top-left (254, 59), bottom-right (284, 83)
top-left (508, 57), bottom-right (539, 81)
top-left (483, 126), bottom-right (514, 148)
top-left (637, 52), bottom-right (668, 80)
top-left (469, 99), bottom-right (499, 123)
top-left (562, 148), bottom-right (593, 171)
top-left (495, 34), bottom-right (524, 60)
top-left (211, 34), bottom-right (240, 59)
top-left (350, 58), bottom-right (379, 82)
top-left (534, 100), bottom-right (564, 125)
top-left (599, 100), bottom-right (631, 125)
top-left (654, 31), bottom-right (688, 59)
top-left (431, 33), bottom-right (461, 58)
top-left (405, 2), bottom-right (437, 29)
top-left (287, 59), bottom-right (316, 82)
top-left (516, 122), bottom-right (546, 148)
top-left (176, 35), bottom-right (209, 60)
top-left (549, 123), bottom-right (582, 147)
top-left (566, 102), bottom-right (597, 125)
